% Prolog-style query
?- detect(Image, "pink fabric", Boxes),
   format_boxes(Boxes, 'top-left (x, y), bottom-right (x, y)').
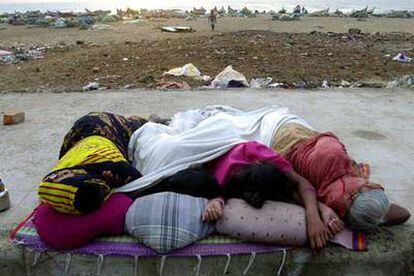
top-left (33, 194), bottom-right (133, 249)
top-left (208, 141), bottom-right (293, 186)
top-left (287, 133), bottom-right (369, 217)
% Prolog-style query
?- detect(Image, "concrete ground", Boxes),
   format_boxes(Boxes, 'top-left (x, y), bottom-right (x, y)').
top-left (0, 88), bottom-right (413, 275)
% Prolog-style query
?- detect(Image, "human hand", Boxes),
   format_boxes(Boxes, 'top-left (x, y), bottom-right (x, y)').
top-left (307, 215), bottom-right (331, 251)
top-left (320, 205), bottom-right (345, 236)
top-left (102, 170), bottom-right (122, 185)
top-left (202, 198), bottom-right (223, 222)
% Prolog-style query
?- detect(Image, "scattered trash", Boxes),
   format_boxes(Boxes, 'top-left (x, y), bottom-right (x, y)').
top-left (322, 80), bottom-right (330, 88)
top-left (202, 75), bottom-right (212, 83)
top-left (122, 58), bottom-right (129, 61)
top-left (268, 82), bottom-right (285, 88)
top-left (163, 63), bottom-right (201, 78)
top-left (161, 26), bottom-right (193, 33)
top-left (157, 80), bottom-right (190, 90)
top-left (340, 80), bottom-right (351, 87)
top-left (0, 45), bottom-right (45, 64)
top-left (83, 82), bottom-right (100, 91)
top-left (386, 80), bottom-right (399, 89)
top-left (250, 77), bottom-right (273, 88)
top-left (400, 75), bottom-right (414, 88)
top-left (211, 65), bottom-right (249, 88)
top-left (387, 75), bottom-right (414, 89)
top-left (392, 53), bottom-right (413, 63)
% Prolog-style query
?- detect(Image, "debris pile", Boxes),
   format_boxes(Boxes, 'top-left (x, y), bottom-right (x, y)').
top-left (0, 43), bottom-right (48, 64)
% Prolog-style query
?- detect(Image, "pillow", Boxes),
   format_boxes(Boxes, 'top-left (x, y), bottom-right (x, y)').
top-left (125, 192), bottom-right (215, 254)
top-left (216, 199), bottom-right (307, 247)
top-left (34, 194), bottom-right (133, 249)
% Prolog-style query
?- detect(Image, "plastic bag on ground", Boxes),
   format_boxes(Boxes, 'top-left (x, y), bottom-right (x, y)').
top-left (211, 65), bottom-right (249, 88)
top-left (83, 82), bottom-right (100, 91)
top-left (250, 77), bottom-right (273, 88)
top-left (163, 63), bottom-right (201, 78)
top-left (392, 53), bottom-right (413, 63)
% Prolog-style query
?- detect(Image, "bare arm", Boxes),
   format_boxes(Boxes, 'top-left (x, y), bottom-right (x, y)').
top-left (285, 170), bottom-right (331, 250)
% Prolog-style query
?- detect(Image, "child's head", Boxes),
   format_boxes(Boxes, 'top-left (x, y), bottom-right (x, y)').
top-left (223, 161), bottom-right (294, 208)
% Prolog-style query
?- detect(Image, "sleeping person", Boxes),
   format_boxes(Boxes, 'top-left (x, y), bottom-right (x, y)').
top-left (119, 116), bottom-right (332, 250)
top-left (38, 112), bottom-right (147, 214)
top-left (165, 105), bottom-right (410, 231)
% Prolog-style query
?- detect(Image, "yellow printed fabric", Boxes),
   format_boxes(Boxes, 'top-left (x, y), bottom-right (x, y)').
top-left (39, 135), bottom-right (126, 214)
top-left (38, 182), bottom-right (79, 214)
top-left (52, 135), bottom-right (126, 172)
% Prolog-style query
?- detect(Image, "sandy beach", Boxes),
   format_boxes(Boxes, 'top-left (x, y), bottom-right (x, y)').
top-left (1, 15), bottom-right (413, 92)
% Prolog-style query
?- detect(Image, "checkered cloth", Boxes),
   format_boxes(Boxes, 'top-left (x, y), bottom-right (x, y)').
top-left (125, 192), bottom-right (215, 254)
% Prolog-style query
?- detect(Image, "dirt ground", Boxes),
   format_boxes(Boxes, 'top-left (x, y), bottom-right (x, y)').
top-left (0, 15), bottom-right (413, 92)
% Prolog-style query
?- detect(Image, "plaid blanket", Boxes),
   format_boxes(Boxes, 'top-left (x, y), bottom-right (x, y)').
top-left (125, 192), bottom-right (216, 254)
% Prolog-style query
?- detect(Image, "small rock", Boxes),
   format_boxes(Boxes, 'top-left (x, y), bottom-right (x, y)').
top-left (92, 67), bottom-right (100, 73)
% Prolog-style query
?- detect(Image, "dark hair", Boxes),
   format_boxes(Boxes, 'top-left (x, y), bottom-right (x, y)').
top-left (74, 182), bottom-right (106, 213)
top-left (223, 161), bottom-right (294, 208)
top-left (141, 166), bottom-right (220, 199)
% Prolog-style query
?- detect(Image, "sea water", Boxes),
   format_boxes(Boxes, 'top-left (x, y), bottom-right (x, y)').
top-left (0, 0), bottom-right (413, 13)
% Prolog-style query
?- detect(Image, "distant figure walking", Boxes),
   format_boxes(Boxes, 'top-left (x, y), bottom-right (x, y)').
top-left (208, 9), bottom-right (217, 31)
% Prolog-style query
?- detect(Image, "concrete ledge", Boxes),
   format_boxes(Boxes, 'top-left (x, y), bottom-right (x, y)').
top-left (1, 90), bottom-right (413, 275)
top-left (1, 225), bottom-right (412, 275)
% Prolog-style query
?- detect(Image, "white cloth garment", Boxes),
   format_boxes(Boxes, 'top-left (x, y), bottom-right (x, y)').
top-left (170, 105), bottom-right (313, 145)
top-left (115, 105), bottom-right (312, 193)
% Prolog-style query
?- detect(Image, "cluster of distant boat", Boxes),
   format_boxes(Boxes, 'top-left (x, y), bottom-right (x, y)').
top-left (0, 5), bottom-right (412, 29)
